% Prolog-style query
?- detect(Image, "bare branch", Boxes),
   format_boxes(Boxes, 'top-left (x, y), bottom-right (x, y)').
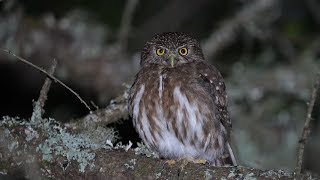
top-left (295, 74), bottom-right (320, 174)
top-left (31, 59), bottom-right (57, 122)
top-left (38, 59), bottom-right (57, 110)
top-left (74, 88), bottom-right (129, 129)
top-left (0, 49), bottom-right (92, 111)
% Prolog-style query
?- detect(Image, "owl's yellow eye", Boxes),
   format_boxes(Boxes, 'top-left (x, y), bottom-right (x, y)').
top-left (179, 47), bottom-right (188, 56)
top-left (156, 48), bottom-right (165, 56)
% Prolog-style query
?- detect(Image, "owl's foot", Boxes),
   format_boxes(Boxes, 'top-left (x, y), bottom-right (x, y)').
top-left (179, 159), bottom-right (206, 171)
top-left (177, 159), bottom-right (207, 176)
top-left (191, 159), bottom-right (207, 164)
top-left (165, 159), bottom-right (177, 166)
top-left (166, 159), bottom-right (207, 165)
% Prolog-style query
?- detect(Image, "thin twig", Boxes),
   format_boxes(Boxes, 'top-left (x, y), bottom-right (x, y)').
top-left (117, 0), bottom-right (139, 50)
top-left (90, 100), bottom-right (99, 111)
top-left (84, 88), bottom-right (128, 124)
top-left (295, 74), bottom-right (320, 174)
top-left (72, 88), bottom-right (129, 130)
top-left (31, 59), bottom-right (57, 122)
top-left (1, 49), bottom-right (91, 111)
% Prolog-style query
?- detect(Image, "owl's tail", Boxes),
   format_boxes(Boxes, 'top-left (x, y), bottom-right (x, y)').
top-left (227, 142), bottom-right (237, 166)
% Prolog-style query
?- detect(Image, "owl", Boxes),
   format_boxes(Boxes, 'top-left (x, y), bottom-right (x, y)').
top-left (129, 32), bottom-right (237, 166)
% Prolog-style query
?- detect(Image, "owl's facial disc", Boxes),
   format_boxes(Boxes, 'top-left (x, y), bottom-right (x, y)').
top-left (140, 32), bottom-right (205, 67)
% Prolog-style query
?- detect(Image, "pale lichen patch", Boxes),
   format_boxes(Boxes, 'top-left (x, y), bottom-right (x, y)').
top-left (204, 169), bottom-right (213, 180)
top-left (124, 158), bottom-right (137, 170)
top-left (134, 142), bottom-right (159, 158)
top-left (1, 116), bottom-right (117, 173)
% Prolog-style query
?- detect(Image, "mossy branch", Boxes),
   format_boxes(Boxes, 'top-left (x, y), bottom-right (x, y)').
top-left (0, 116), bottom-right (316, 179)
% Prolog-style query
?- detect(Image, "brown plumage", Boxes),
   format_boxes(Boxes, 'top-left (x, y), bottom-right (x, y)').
top-left (129, 32), bottom-right (236, 166)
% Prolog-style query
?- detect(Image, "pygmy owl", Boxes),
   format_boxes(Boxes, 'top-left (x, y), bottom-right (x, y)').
top-left (129, 32), bottom-right (237, 166)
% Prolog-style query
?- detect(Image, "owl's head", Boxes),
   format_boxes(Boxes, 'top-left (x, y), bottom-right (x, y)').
top-left (141, 32), bottom-right (205, 68)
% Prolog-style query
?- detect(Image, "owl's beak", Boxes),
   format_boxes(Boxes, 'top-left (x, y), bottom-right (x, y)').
top-left (168, 54), bottom-right (176, 68)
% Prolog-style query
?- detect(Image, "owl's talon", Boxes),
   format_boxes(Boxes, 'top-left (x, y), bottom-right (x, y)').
top-left (192, 159), bottom-right (207, 164)
top-left (166, 159), bottom-right (177, 166)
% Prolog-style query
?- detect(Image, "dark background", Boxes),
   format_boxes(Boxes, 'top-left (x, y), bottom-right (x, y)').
top-left (0, 0), bottom-right (319, 174)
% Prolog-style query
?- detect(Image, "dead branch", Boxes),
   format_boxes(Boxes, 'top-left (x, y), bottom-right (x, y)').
top-left (31, 59), bottom-right (57, 122)
top-left (37, 59), bottom-right (57, 112)
top-left (202, 0), bottom-right (277, 59)
top-left (72, 87), bottom-right (129, 130)
top-left (0, 49), bottom-right (92, 111)
top-left (295, 74), bottom-right (320, 174)
top-left (0, 117), bottom-right (316, 179)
